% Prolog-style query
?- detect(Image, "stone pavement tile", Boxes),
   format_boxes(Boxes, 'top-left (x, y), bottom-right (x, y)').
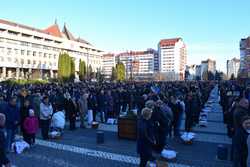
top-left (194, 130), bottom-right (231, 144)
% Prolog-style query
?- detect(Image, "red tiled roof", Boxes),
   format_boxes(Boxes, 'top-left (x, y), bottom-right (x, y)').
top-left (159, 38), bottom-right (181, 47)
top-left (44, 24), bottom-right (62, 38)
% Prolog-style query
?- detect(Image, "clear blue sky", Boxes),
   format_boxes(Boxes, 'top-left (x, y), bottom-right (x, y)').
top-left (1, 0), bottom-right (250, 72)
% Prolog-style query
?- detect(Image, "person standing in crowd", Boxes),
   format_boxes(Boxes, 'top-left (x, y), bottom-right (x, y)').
top-left (40, 96), bottom-right (53, 140)
top-left (185, 91), bottom-right (194, 132)
top-left (4, 97), bottom-right (20, 152)
top-left (23, 109), bottom-right (39, 145)
top-left (233, 116), bottom-right (250, 167)
top-left (112, 89), bottom-right (121, 118)
top-left (169, 95), bottom-right (182, 138)
top-left (137, 107), bottom-right (156, 167)
top-left (97, 90), bottom-right (107, 123)
top-left (234, 98), bottom-right (250, 130)
top-left (152, 100), bottom-right (170, 153)
top-left (20, 99), bottom-right (32, 143)
top-left (64, 94), bottom-right (77, 130)
top-left (0, 94), bottom-right (7, 114)
top-left (106, 90), bottom-right (114, 119)
top-left (88, 91), bottom-right (98, 122)
top-left (78, 92), bottom-right (88, 128)
top-left (0, 113), bottom-right (10, 167)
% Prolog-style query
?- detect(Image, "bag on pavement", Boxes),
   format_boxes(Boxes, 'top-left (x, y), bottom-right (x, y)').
top-left (181, 132), bottom-right (195, 142)
top-left (11, 140), bottom-right (30, 154)
top-left (161, 149), bottom-right (177, 159)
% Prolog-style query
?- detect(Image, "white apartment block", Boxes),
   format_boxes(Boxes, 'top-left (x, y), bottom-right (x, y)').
top-left (102, 53), bottom-right (115, 78)
top-left (116, 49), bottom-right (157, 80)
top-left (227, 57), bottom-right (240, 79)
top-left (158, 38), bottom-right (187, 80)
top-left (0, 19), bottom-right (102, 80)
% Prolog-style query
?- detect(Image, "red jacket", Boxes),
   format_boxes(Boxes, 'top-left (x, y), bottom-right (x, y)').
top-left (23, 116), bottom-right (39, 134)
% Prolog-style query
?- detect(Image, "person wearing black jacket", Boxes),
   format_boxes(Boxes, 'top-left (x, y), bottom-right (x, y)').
top-left (151, 100), bottom-right (169, 153)
top-left (233, 116), bottom-right (250, 167)
top-left (88, 92), bottom-right (98, 121)
top-left (0, 113), bottom-right (10, 167)
top-left (137, 107), bottom-right (156, 167)
top-left (64, 94), bottom-right (77, 130)
top-left (185, 92), bottom-right (194, 132)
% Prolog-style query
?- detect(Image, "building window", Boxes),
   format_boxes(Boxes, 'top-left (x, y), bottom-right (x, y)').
top-left (27, 59), bottom-right (31, 64)
top-left (7, 48), bottom-right (11, 55)
top-left (44, 53), bottom-right (47, 58)
top-left (33, 60), bottom-right (36, 65)
top-left (39, 52), bottom-right (42, 57)
top-left (0, 47), bottom-right (4, 53)
top-left (21, 50), bottom-right (25, 55)
top-left (33, 51), bottom-right (36, 57)
top-left (27, 50), bottom-right (31, 56)
top-left (15, 49), bottom-right (18, 55)
top-left (7, 57), bottom-right (11, 62)
top-left (0, 57), bottom-right (4, 61)
top-left (54, 54), bottom-right (57, 59)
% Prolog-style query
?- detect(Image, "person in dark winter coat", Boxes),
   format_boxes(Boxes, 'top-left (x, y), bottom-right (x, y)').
top-left (233, 116), bottom-right (250, 167)
top-left (234, 98), bottom-right (249, 130)
top-left (4, 97), bottom-right (20, 152)
top-left (106, 90), bottom-right (114, 119)
top-left (20, 99), bottom-right (32, 142)
top-left (151, 100), bottom-right (170, 153)
top-left (0, 113), bottom-right (10, 167)
top-left (64, 94), bottom-right (77, 130)
top-left (185, 92), bottom-right (194, 132)
top-left (137, 107), bottom-right (156, 167)
top-left (97, 90), bottom-right (107, 123)
top-left (88, 92), bottom-right (98, 121)
top-left (169, 95), bottom-right (182, 137)
top-left (0, 94), bottom-right (7, 114)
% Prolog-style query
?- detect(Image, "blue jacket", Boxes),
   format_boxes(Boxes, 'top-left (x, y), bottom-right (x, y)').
top-left (4, 104), bottom-right (20, 129)
top-left (0, 128), bottom-right (9, 165)
top-left (233, 127), bottom-right (248, 167)
top-left (0, 100), bottom-right (7, 114)
top-left (137, 118), bottom-right (155, 157)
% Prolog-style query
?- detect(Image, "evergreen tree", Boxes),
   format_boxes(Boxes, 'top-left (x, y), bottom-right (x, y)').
top-left (116, 62), bottom-right (125, 81)
top-left (79, 60), bottom-right (86, 81)
top-left (70, 58), bottom-right (75, 81)
top-left (88, 65), bottom-right (93, 79)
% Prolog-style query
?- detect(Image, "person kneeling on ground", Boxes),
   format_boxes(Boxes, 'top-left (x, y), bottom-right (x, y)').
top-left (137, 107), bottom-right (156, 167)
top-left (23, 109), bottom-right (39, 145)
top-left (0, 113), bottom-right (11, 167)
top-left (51, 109), bottom-right (65, 132)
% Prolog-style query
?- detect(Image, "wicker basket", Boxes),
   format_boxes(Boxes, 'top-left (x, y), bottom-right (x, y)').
top-left (92, 122), bottom-right (99, 129)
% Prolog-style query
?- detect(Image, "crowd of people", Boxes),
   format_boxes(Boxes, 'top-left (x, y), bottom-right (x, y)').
top-left (3, 80), bottom-right (250, 166)
top-left (220, 81), bottom-right (250, 167)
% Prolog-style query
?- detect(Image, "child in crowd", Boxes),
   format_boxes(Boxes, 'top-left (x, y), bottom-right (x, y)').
top-left (0, 113), bottom-right (11, 167)
top-left (23, 109), bottom-right (39, 145)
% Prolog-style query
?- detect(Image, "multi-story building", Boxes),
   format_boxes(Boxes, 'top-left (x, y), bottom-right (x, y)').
top-left (195, 65), bottom-right (202, 80)
top-left (158, 38), bottom-right (187, 80)
top-left (201, 59), bottom-right (216, 77)
top-left (239, 37), bottom-right (250, 78)
top-left (0, 19), bottom-right (102, 80)
top-left (102, 53), bottom-right (115, 78)
top-left (115, 49), bottom-right (157, 80)
top-left (185, 64), bottom-right (197, 80)
top-left (227, 57), bottom-right (240, 79)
